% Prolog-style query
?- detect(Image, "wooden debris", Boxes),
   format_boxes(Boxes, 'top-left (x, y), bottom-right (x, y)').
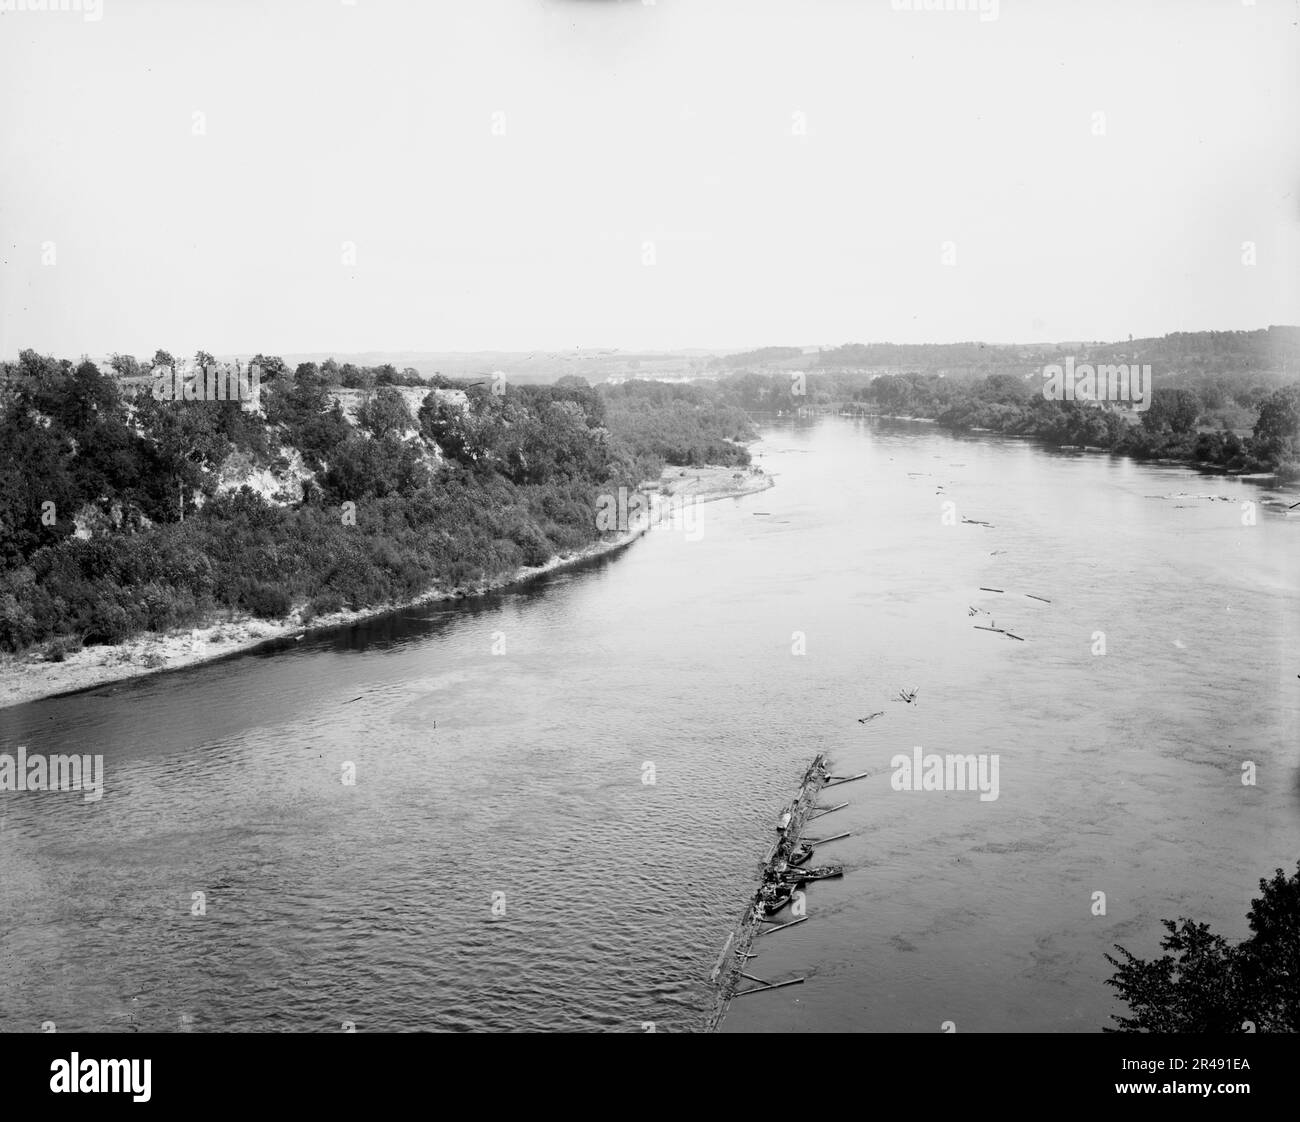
top-left (824, 771), bottom-right (870, 787)
top-left (809, 801), bottom-right (848, 819)
top-left (804, 831), bottom-right (850, 846)
top-left (757, 916), bottom-right (809, 936)
top-left (735, 977), bottom-right (805, 997)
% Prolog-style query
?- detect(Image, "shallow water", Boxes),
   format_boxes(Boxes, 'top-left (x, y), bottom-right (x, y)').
top-left (1, 417), bottom-right (1296, 1032)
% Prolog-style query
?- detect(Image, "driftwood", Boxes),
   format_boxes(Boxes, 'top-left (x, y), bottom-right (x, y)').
top-left (757, 916), bottom-right (808, 936)
top-left (824, 771), bottom-right (870, 787)
top-left (804, 831), bottom-right (850, 846)
top-left (735, 977), bottom-right (805, 997)
top-left (808, 801), bottom-right (848, 819)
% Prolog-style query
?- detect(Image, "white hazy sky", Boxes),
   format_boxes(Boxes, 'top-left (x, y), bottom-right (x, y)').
top-left (1, 0), bottom-right (1297, 358)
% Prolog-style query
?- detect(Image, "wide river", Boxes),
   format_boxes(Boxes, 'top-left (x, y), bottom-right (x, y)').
top-left (1, 417), bottom-right (1296, 1033)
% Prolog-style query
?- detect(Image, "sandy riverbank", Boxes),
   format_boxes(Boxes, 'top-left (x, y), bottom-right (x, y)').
top-left (0, 465), bottom-right (773, 710)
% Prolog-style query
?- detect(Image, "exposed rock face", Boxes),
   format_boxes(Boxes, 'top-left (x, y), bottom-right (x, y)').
top-left (213, 446), bottom-right (313, 505)
top-left (328, 386), bottom-right (467, 426)
top-left (72, 501), bottom-right (125, 540)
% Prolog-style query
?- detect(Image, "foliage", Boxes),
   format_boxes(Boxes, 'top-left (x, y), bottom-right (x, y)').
top-left (1104, 861), bottom-right (1300, 1033)
top-left (0, 352), bottom-right (755, 651)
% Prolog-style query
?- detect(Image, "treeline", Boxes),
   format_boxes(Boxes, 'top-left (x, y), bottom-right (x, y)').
top-left (707, 369), bottom-right (1300, 477)
top-left (729, 327), bottom-right (1300, 378)
top-left (861, 371), bottom-right (1300, 475)
top-left (0, 354), bottom-right (754, 655)
top-left (602, 380), bottom-right (754, 469)
top-left (110, 349), bottom-right (435, 391)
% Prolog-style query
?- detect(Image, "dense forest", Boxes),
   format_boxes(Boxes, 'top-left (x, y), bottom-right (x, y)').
top-left (0, 353), bottom-right (754, 657)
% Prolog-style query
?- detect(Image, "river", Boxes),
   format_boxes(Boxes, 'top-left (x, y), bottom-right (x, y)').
top-left (1, 417), bottom-right (1296, 1033)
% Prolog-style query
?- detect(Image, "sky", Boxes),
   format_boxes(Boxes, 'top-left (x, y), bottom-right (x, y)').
top-left (1, 0), bottom-right (1297, 358)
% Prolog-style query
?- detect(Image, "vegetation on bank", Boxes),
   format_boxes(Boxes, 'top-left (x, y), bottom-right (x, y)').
top-left (711, 366), bottom-right (1300, 480)
top-left (1104, 861), bottom-right (1300, 1033)
top-left (0, 352), bottom-right (754, 655)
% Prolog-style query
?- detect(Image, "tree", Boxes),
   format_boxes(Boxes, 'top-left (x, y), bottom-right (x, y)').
top-left (110, 353), bottom-right (141, 379)
top-left (1252, 385), bottom-right (1300, 461)
top-left (1104, 860), bottom-right (1300, 1032)
top-left (358, 386), bottom-right (413, 439)
top-left (249, 354), bottom-right (288, 382)
top-left (1142, 388), bottom-right (1201, 434)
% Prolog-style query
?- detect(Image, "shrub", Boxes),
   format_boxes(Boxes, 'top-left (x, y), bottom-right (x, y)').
top-left (239, 581), bottom-right (292, 620)
top-left (45, 635), bottom-right (83, 662)
top-left (309, 590), bottom-right (345, 616)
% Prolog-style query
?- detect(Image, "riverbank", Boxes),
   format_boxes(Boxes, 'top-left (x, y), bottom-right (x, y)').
top-left (0, 465), bottom-right (773, 709)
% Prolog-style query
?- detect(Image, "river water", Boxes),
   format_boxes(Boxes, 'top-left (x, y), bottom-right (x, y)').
top-left (1, 417), bottom-right (1296, 1033)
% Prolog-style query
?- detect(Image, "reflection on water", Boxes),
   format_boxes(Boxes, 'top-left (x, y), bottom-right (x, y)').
top-left (1, 418), bottom-right (1296, 1032)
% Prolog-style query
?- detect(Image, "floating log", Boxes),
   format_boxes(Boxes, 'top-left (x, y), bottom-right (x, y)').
top-left (979, 587), bottom-right (1004, 593)
top-left (857, 711), bottom-right (885, 724)
top-left (973, 625), bottom-right (1005, 633)
top-left (804, 831), bottom-right (850, 846)
top-left (710, 933), bottom-right (735, 984)
top-left (757, 916), bottom-right (808, 936)
top-left (1025, 594), bottom-right (1051, 603)
top-left (808, 801), bottom-right (848, 819)
top-left (1004, 632), bottom-right (1025, 641)
top-left (824, 771), bottom-right (870, 787)
top-left (735, 977), bottom-right (805, 997)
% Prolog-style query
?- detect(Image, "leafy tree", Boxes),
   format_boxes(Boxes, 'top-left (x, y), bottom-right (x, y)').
top-left (110, 353), bottom-right (141, 379)
top-left (249, 354), bottom-right (288, 382)
top-left (1142, 388), bottom-right (1201, 434)
top-left (1252, 385), bottom-right (1300, 460)
top-left (358, 386), bottom-right (413, 439)
top-left (1105, 860), bottom-right (1300, 1032)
